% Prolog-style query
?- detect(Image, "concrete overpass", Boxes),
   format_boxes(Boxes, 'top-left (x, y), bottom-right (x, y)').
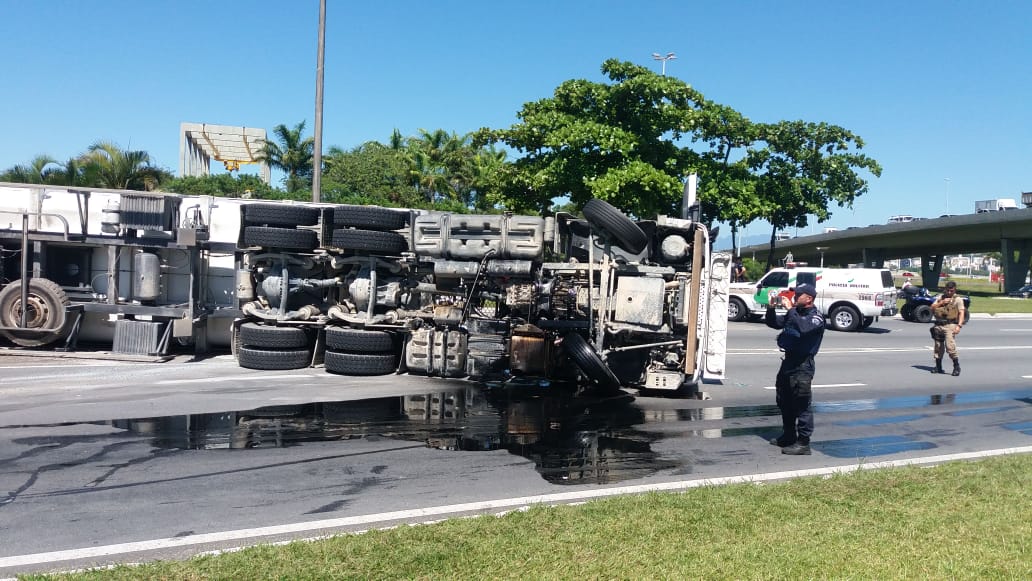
top-left (737, 207), bottom-right (1032, 291)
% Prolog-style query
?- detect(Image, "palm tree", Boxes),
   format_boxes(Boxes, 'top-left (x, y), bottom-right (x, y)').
top-left (256, 122), bottom-right (314, 194)
top-left (0, 154), bottom-right (59, 184)
top-left (463, 146), bottom-right (507, 210)
top-left (44, 157), bottom-right (95, 186)
top-left (80, 141), bottom-right (165, 190)
top-left (406, 129), bottom-right (466, 203)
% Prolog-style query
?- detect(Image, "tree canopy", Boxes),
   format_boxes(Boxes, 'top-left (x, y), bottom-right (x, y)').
top-left (0, 142), bottom-right (169, 190)
top-left (475, 59), bottom-right (707, 216)
top-left (475, 59), bottom-right (881, 262)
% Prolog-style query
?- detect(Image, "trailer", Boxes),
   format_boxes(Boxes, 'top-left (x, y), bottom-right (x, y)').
top-left (975, 198), bottom-right (1018, 213)
top-left (0, 182), bottom-right (728, 394)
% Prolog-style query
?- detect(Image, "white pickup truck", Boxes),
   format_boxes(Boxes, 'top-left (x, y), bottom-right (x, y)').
top-left (728, 266), bottom-right (898, 331)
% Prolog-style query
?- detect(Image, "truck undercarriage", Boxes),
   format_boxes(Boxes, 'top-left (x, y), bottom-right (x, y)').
top-left (0, 183), bottom-right (729, 395)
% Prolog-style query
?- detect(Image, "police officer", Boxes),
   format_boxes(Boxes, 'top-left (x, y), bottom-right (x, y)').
top-left (930, 280), bottom-right (965, 376)
top-left (765, 283), bottom-right (825, 455)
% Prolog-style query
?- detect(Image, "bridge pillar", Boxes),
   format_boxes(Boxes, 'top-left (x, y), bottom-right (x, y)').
top-left (1000, 238), bottom-right (1032, 292)
top-left (920, 255), bottom-right (943, 289)
top-left (861, 248), bottom-right (885, 268)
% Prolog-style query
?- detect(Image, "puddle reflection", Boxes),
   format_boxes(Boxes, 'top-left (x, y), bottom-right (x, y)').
top-left (7, 387), bottom-right (1032, 484)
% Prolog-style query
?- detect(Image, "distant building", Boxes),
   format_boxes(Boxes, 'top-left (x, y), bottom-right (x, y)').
top-left (179, 123), bottom-right (271, 184)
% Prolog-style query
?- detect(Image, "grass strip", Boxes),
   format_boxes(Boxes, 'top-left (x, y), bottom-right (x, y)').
top-left (25, 454), bottom-right (1032, 580)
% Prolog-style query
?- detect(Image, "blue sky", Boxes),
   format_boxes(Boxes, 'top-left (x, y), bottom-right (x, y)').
top-left (2, 0), bottom-right (1029, 243)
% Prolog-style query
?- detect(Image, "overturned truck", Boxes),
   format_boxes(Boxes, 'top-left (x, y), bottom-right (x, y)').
top-left (0, 182), bottom-right (728, 394)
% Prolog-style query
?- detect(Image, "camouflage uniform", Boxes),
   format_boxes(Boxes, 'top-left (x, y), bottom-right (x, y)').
top-left (930, 287), bottom-right (965, 375)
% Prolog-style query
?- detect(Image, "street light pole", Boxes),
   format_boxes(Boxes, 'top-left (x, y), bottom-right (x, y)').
top-left (943, 177), bottom-right (951, 215)
top-left (651, 52), bottom-right (677, 75)
top-left (311, 0), bottom-right (327, 203)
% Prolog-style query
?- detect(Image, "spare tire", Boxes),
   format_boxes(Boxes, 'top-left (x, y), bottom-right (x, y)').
top-left (243, 203), bottom-right (320, 227)
top-left (331, 229), bottom-right (408, 254)
top-left (0, 278), bottom-right (71, 347)
top-left (564, 332), bottom-right (621, 391)
top-left (239, 322), bottom-right (310, 349)
top-left (324, 351), bottom-right (396, 375)
top-left (237, 346), bottom-right (312, 370)
top-left (243, 226), bottom-right (319, 251)
top-left (325, 327), bottom-right (395, 352)
top-left (582, 199), bottom-right (648, 254)
top-left (332, 205), bottom-right (408, 230)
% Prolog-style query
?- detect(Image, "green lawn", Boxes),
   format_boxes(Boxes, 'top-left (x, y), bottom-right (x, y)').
top-left (26, 454), bottom-right (1032, 580)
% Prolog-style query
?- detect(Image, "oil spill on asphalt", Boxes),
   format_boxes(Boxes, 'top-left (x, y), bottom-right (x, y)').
top-left (4, 387), bottom-right (1031, 484)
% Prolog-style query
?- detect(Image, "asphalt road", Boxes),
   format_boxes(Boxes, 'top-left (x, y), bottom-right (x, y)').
top-left (1, 314), bottom-right (1030, 577)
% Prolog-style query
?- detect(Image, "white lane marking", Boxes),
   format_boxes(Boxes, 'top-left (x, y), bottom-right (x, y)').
top-left (6, 445), bottom-right (1031, 569)
top-left (731, 345), bottom-right (1032, 355)
top-left (154, 375), bottom-right (313, 385)
top-left (762, 383), bottom-right (865, 391)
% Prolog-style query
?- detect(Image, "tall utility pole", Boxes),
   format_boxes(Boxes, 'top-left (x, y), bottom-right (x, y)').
top-left (312, 0), bottom-right (327, 203)
top-left (651, 52), bottom-right (676, 76)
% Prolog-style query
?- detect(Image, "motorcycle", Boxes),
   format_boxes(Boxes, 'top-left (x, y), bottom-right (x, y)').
top-left (899, 286), bottom-right (971, 323)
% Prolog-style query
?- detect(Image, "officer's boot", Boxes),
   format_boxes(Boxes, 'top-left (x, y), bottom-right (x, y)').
top-left (951, 358), bottom-right (960, 377)
top-left (782, 437), bottom-right (811, 455)
top-left (931, 359), bottom-right (944, 374)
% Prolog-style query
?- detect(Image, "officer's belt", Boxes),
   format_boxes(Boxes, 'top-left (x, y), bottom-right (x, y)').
top-left (933, 319), bottom-right (956, 325)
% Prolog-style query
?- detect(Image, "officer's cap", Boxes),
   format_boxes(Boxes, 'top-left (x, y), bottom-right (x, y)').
top-left (794, 283), bottom-right (817, 298)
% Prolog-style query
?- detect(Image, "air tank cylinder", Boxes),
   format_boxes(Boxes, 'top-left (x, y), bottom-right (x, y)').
top-left (133, 252), bottom-right (161, 301)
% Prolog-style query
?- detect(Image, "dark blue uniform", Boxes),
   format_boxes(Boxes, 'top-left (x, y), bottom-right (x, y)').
top-left (766, 304), bottom-right (825, 446)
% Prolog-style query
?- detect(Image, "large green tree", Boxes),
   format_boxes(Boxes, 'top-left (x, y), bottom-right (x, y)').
top-left (748, 120), bottom-right (882, 267)
top-left (257, 121), bottom-right (314, 194)
top-left (321, 141), bottom-right (420, 207)
top-left (694, 103), bottom-right (764, 257)
top-left (475, 59), bottom-right (708, 216)
top-left (321, 130), bottom-right (506, 212)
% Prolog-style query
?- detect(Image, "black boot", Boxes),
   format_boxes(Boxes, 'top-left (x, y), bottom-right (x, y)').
top-left (931, 359), bottom-right (944, 374)
top-left (782, 438), bottom-right (811, 455)
top-left (770, 435), bottom-right (795, 447)
top-left (951, 358), bottom-right (960, 376)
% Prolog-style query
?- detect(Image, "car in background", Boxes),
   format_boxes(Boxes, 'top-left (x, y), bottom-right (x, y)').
top-left (1008, 284), bottom-right (1032, 298)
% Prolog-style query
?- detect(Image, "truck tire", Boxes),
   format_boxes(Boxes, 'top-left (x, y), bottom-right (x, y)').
top-left (243, 226), bottom-right (319, 251)
top-left (238, 346), bottom-right (312, 370)
top-left (829, 305), bottom-right (861, 332)
top-left (332, 205), bottom-right (408, 230)
top-left (582, 199), bottom-right (648, 254)
top-left (239, 322), bottom-right (310, 349)
top-left (913, 305), bottom-right (933, 324)
top-left (564, 332), bottom-right (621, 391)
top-left (728, 296), bottom-right (749, 322)
top-left (331, 229), bottom-right (408, 254)
top-left (325, 327), bottom-right (395, 353)
top-left (0, 278), bottom-right (71, 347)
top-left (324, 351), bottom-right (397, 375)
top-left (243, 203), bottom-right (320, 227)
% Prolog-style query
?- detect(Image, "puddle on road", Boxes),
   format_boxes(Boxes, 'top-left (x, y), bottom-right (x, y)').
top-left (6, 387), bottom-right (1032, 484)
